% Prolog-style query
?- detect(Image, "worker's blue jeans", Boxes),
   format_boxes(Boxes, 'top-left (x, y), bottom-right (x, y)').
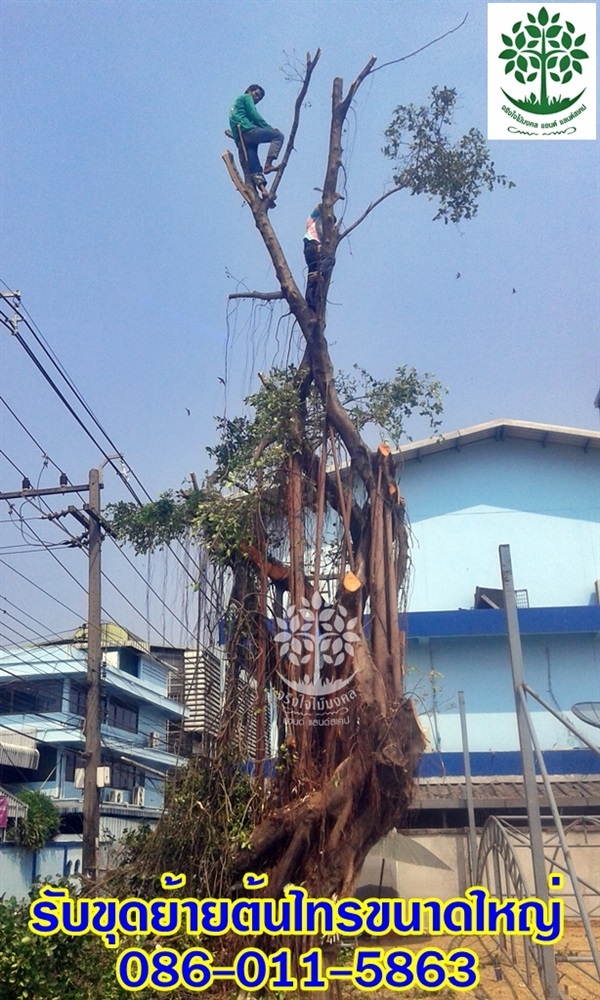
top-left (240, 127), bottom-right (284, 175)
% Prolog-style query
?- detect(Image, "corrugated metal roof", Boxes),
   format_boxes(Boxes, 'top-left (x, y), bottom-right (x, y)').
top-left (413, 774), bottom-right (600, 811)
top-left (395, 419), bottom-right (600, 465)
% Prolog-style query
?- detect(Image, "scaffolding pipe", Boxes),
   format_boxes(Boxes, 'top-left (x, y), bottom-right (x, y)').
top-left (499, 544), bottom-right (561, 1000)
top-left (458, 690), bottom-right (478, 884)
top-left (518, 685), bottom-right (600, 981)
top-left (524, 684), bottom-right (600, 756)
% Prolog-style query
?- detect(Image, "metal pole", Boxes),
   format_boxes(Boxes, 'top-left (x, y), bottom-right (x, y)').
top-left (518, 686), bottom-right (600, 980)
top-left (458, 691), bottom-right (478, 885)
top-left (524, 684), bottom-right (600, 755)
top-left (498, 544), bottom-right (561, 999)
top-left (82, 467), bottom-right (102, 880)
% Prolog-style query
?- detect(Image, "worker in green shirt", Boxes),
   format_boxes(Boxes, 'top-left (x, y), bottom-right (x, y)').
top-left (229, 85), bottom-right (284, 193)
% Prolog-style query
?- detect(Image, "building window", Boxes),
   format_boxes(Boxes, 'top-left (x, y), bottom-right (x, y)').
top-left (64, 751), bottom-right (85, 784)
top-left (119, 649), bottom-right (140, 677)
top-left (110, 760), bottom-right (144, 791)
top-left (474, 586), bottom-right (529, 609)
top-left (0, 680), bottom-right (62, 715)
top-left (36, 745), bottom-right (58, 781)
top-left (0, 745), bottom-right (56, 787)
top-left (68, 688), bottom-right (139, 734)
top-left (105, 697), bottom-right (138, 734)
top-left (69, 682), bottom-right (87, 717)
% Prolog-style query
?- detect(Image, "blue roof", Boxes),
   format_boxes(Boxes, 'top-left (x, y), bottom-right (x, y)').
top-left (405, 605), bottom-right (600, 639)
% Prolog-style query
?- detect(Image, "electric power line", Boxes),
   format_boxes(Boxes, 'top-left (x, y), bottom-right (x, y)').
top-left (0, 559), bottom-right (84, 620)
top-left (1, 299), bottom-right (206, 584)
top-left (0, 594), bottom-right (68, 640)
top-left (1, 420), bottom-right (207, 643)
top-left (0, 396), bottom-right (70, 480)
top-left (1, 292), bottom-right (230, 691)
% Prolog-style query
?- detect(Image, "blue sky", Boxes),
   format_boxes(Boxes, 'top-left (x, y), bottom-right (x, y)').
top-left (1, 0), bottom-right (598, 644)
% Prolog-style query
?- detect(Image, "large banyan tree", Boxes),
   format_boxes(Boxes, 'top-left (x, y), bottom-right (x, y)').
top-left (110, 43), bottom-right (511, 907)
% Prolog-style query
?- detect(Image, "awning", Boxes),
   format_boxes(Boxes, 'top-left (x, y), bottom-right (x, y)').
top-left (0, 784), bottom-right (29, 824)
top-left (0, 728), bottom-right (40, 769)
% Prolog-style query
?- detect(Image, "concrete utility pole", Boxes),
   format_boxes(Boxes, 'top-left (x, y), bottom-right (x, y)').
top-left (82, 467), bottom-right (102, 879)
top-left (1, 466), bottom-right (112, 880)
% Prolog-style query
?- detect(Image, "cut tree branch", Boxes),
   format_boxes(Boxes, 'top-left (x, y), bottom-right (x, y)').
top-left (339, 54), bottom-right (378, 117)
top-left (228, 291), bottom-right (285, 301)
top-left (321, 16), bottom-right (468, 243)
top-left (221, 150), bottom-right (252, 205)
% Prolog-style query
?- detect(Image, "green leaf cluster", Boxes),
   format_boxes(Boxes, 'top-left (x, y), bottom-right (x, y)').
top-left (383, 87), bottom-right (514, 224)
top-left (192, 490), bottom-right (259, 566)
top-left (108, 362), bottom-right (446, 557)
top-left (0, 882), bottom-right (150, 1000)
top-left (108, 488), bottom-right (202, 555)
top-left (7, 791), bottom-right (60, 850)
top-left (109, 369), bottom-right (311, 561)
top-left (110, 485), bottom-right (258, 566)
top-left (207, 368), bottom-right (313, 491)
top-left (338, 364), bottom-right (446, 446)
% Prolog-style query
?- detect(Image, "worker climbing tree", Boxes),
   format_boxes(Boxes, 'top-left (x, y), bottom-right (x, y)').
top-left (228, 84), bottom-right (284, 198)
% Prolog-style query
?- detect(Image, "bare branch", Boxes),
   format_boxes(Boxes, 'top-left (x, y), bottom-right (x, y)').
top-left (339, 183), bottom-right (406, 242)
top-left (228, 291), bottom-right (285, 302)
top-left (371, 14), bottom-right (468, 74)
top-left (269, 49), bottom-right (321, 201)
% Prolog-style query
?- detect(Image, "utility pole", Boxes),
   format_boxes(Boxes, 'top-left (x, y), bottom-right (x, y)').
top-left (82, 467), bottom-right (102, 879)
top-left (0, 468), bottom-right (108, 881)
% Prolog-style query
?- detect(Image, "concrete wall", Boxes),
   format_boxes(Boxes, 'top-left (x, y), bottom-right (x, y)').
top-left (0, 838), bottom-right (81, 900)
top-left (398, 434), bottom-right (600, 775)
top-left (0, 843), bottom-right (34, 900)
top-left (360, 828), bottom-right (600, 919)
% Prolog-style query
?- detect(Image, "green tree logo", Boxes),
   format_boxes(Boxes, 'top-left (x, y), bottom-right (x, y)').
top-left (499, 6), bottom-right (588, 114)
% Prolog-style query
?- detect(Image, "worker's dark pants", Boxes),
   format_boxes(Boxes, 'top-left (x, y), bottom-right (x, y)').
top-left (304, 240), bottom-right (335, 310)
top-left (240, 127), bottom-right (284, 175)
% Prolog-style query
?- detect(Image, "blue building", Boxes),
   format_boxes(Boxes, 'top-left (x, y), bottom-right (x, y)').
top-left (395, 420), bottom-right (600, 823)
top-left (0, 624), bottom-right (187, 830)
